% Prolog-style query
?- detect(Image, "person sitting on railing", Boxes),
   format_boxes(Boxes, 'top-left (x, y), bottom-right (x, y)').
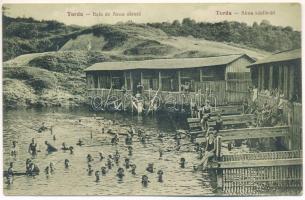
top-left (200, 130), bottom-right (217, 171)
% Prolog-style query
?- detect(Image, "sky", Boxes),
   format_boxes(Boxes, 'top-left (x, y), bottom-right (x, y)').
top-left (2, 3), bottom-right (302, 31)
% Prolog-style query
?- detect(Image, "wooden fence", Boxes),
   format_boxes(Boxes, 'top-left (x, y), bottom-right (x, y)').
top-left (216, 150), bottom-right (302, 195)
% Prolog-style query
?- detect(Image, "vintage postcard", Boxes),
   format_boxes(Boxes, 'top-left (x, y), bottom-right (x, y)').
top-left (1, 2), bottom-right (303, 197)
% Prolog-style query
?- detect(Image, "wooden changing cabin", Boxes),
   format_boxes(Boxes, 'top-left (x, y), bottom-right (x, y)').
top-left (84, 54), bottom-right (255, 111)
top-left (247, 48), bottom-right (302, 150)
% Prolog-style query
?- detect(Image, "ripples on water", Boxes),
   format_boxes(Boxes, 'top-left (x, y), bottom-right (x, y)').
top-left (3, 108), bottom-right (216, 196)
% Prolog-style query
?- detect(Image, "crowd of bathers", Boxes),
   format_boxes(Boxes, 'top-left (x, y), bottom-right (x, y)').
top-left (6, 120), bottom-right (210, 186)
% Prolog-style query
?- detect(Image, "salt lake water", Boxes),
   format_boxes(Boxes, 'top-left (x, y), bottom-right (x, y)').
top-left (3, 108), bottom-right (216, 196)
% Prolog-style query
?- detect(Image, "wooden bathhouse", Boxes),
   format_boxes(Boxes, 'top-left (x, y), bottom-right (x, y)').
top-left (84, 54), bottom-right (255, 108)
top-left (247, 48), bottom-right (302, 150)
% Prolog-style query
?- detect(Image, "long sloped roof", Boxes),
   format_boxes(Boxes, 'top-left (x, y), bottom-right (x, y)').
top-left (248, 49), bottom-right (301, 67)
top-left (84, 54), bottom-right (253, 72)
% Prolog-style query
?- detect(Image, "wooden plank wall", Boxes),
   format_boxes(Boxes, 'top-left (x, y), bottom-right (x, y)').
top-left (195, 81), bottom-right (226, 105)
top-left (291, 103), bottom-right (302, 150)
top-left (226, 79), bottom-right (252, 104)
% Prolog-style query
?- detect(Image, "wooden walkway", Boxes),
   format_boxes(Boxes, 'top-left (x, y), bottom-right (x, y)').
top-left (219, 126), bottom-right (289, 141)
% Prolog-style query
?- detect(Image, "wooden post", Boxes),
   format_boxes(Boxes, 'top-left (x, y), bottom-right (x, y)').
top-left (86, 74), bottom-right (90, 89)
top-left (199, 69), bottom-right (203, 82)
top-left (283, 65), bottom-right (289, 98)
top-left (279, 65), bottom-right (283, 92)
top-left (261, 66), bottom-right (265, 90)
top-left (158, 71), bottom-right (162, 90)
top-left (289, 65), bottom-right (294, 100)
top-left (110, 72), bottom-right (113, 88)
top-left (124, 71), bottom-right (127, 89)
top-left (97, 73), bottom-right (101, 89)
top-left (130, 71), bottom-right (133, 92)
top-left (269, 65), bottom-right (273, 90)
top-left (178, 70), bottom-right (181, 92)
top-left (257, 67), bottom-right (261, 90)
top-left (140, 71), bottom-right (143, 85)
top-left (217, 169), bottom-right (223, 189)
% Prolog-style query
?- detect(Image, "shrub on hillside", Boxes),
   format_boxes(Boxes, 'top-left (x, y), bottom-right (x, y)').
top-left (29, 51), bottom-right (108, 73)
top-left (4, 66), bottom-right (56, 91)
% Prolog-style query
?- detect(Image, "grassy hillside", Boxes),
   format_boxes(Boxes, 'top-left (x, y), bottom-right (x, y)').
top-left (3, 17), bottom-right (275, 108)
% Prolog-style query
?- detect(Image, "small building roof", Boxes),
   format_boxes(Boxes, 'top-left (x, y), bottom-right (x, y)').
top-left (248, 49), bottom-right (301, 67)
top-left (84, 54), bottom-right (253, 72)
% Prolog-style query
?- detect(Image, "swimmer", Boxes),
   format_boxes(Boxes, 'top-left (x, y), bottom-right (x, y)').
top-left (137, 129), bottom-right (143, 138)
top-left (125, 134), bottom-right (133, 145)
top-left (111, 134), bottom-right (119, 145)
top-left (95, 171), bottom-right (100, 182)
top-left (53, 135), bottom-right (56, 141)
top-left (101, 166), bottom-right (107, 175)
top-left (124, 158), bottom-right (130, 169)
top-left (146, 163), bottom-right (154, 173)
top-left (99, 152), bottom-right (104, 161)
top-left (45, 141), bottom-right (58, 153)
top-left (180, 158), bottom-right (186, 168)
top-left (61, 142), bottom-right (68, 151)
top-left (28, 162), bottom-right (40, 176)
top-left (45, 166), bottom-right (50, 175)
top-left (157, 170), bottom-right (164, 182)
top-left (50, 162), bottom-right (55, 173)
top-left (140, 135), bottom-right (146, 144)
top-left (69, 146), bottom-right (74, 154)
top-left (25, 159), bottom-right (31, 174)
top-left (87, 154), bottom-right (94, 162)
top-left (38, 122), bottom-right (48, 133)
top-left (130, 164), bottom-right (136, 175)
top-left (6, 162), bottom-right (14, 184)
top-left (87, 164), bottom-right (93, 175)
top-left (117, 167), bottom-right (125, 178)
top-left (76, 139), bottom-right (84, 146)
top-left (159, 149), bottom-right (163, 159)
top-left (107, 158), bottom-right (113, 169)
top-left (114, 151), bottom-right (120, 165)
top-left (128, 125), bottom-right (135, 137)
top-left (11, 141), bottom-right (18, 157)
top-left (142, 175), bottom-right (149, 187)
top-left (128, 146), bottom-right (133, 156)
top-left (64, 159), bottom-right (70, 168)
top-left (28, 138), bottom-right (38, 157)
